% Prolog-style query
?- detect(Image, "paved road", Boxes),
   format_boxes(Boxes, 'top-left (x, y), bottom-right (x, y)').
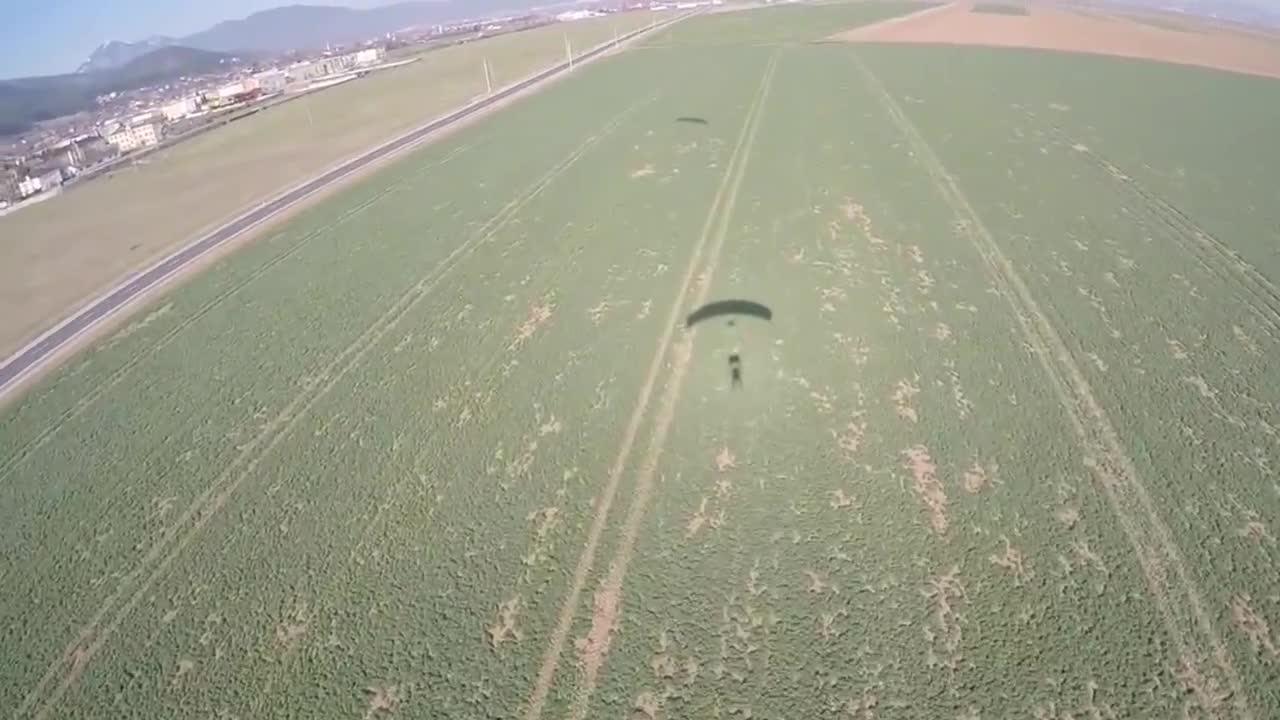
top-left (0, 16), bottom-right (683, 400)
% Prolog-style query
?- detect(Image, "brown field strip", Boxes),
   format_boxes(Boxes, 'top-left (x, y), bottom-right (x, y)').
top-left (835, 1), bottom-right (1280, 80)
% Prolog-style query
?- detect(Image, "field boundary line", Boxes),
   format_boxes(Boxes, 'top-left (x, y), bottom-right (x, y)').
top-left (565, 49), bottom-right (780, 720)
top-left (519, 51), bottom-right (779, 720)
top-left (826, 1), bottom-right (957, 37)
top-left (0, 146), bottom-right (470, 486)
top-left (18, 98), bottom-right (651, 720)
top-left (852, 54), bottom-right (1252, 719)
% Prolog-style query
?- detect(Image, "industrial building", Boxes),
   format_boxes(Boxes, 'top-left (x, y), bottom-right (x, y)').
top-left (37, 169), bottom-right (64, 192)
top-left (253, 70), bottom-right (287, 94)
top-left (289, 47), bottom-right (386, 83)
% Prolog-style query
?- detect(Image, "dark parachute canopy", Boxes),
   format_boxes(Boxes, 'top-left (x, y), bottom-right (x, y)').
top-left (685, 299), bottom-right (773, 328)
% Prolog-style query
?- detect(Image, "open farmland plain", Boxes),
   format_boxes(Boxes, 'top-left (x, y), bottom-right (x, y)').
top-left (0, 12), bottom-right (673, 359)
top-left (3, 2), bottom-right (1280, 717)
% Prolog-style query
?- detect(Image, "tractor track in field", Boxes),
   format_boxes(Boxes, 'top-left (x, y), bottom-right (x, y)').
top-left (1023, 111), bottom-right (1280, 341)
top-left (248, 233), bottom-right (609, 712)
top-left (521, 51), bottom-right (779, 720)
top-left (1098, 159), bottom-right (1280, 337)
top-left (444, 194), bottom-right (620, 427)
top-left (242, 275), bottom-right (512, 713)
top-left (853, 53), bottom-right (1253, 720)
top-left (243, 394), bottom-right (461, 714)
top-left (0, 146), bottom-right (470, 488)
top-left (564, 49), bottom-right (779, 720)
top-left (18, 100), bottom-right (648, 720)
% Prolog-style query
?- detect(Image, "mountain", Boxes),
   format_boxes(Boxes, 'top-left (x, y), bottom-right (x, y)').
top-left (1, 0), bottom-right (552, 135)
top-left (77, 37), bottom-right (178, 73)
top-left (110, 46), bottom-right (240, 84)
top-left (0, 47), bottom-right (238, 137)
top-left (177, 1), bottom-right (542, 54)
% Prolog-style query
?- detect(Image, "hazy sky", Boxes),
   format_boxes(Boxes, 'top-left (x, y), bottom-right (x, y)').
top-left (0, 0), bottom-right (340, 79)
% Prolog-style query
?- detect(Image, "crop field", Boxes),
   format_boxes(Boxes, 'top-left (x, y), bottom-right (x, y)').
top-left (0, 11), bottom-right (672, 359)
top-left (3, 2), bottom-right (1280, 718)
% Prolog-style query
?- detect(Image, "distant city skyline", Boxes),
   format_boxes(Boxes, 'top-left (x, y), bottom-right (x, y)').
top-left (0, 0), bottom-right (391, 79)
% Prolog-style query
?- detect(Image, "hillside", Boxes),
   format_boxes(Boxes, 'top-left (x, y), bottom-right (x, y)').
top-left (179, 1), bottom-right (541, 54)
top-left (77, 37), bottom-right (178, 74)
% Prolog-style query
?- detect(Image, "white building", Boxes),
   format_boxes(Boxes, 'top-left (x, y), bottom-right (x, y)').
top-left (216, 81), bottom-right (247, 99)
top-left (106, 123), bottom-right (160, 152)
top-left (37, 169), bottom-right (63, 191)
top-left (354, 48), bottom-right (384, 66)
top-left (17, 175), bottom-right (41, 198)
top-left (557, 9), bottom-right (603, 20)
top-left (163, 97), bottom-right (198, 121)
top-left (253, 69), bottom-right (287, 94)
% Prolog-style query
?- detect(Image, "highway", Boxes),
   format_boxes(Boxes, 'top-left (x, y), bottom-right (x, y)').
top-left (0, 14), bottom-right (685, 400)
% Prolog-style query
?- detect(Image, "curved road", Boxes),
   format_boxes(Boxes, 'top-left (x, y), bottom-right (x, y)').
top-left (0, 15), bottom-right (685, 400)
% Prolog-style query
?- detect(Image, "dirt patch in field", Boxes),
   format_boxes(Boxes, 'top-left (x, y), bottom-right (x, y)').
top-left (364, 684), bottom-right (402, 717)
top-left (576, 585), bottom-right (621, 685)
top-left (713, 446), bottom-right (737, 472)
top-left (834, 1), bottom-right (1280, 81)
top-left (1230, 594), bottom-right (1278, 658)
top-left (488, 596), bottom-right (523, 648)
top-left (904, 445), bottom-right (949, 534)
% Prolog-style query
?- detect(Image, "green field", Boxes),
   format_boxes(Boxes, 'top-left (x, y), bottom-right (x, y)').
top-left (0, 12), bottom-right (672, 359)
top-left (4, 3), bottom-right (1280, 718)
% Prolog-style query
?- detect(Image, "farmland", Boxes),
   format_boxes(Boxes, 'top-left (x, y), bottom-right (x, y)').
top-left (3, 2), bottom-right (1280, 718)
top-left (0, 11), bottom-right (673, 359)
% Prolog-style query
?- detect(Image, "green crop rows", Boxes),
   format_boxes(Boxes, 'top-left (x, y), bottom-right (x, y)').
top-left (2, 3), bottom-right (1279, 718)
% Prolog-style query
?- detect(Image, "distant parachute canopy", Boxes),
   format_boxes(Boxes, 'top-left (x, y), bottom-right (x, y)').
top-left (685, 299), bottom-right (773, 328)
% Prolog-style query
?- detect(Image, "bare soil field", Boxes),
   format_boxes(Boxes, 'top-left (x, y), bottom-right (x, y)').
top-left (835, 1), bottom-right (1280, 79)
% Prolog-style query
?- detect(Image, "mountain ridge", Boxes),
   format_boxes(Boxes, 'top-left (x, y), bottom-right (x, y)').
top-left (2, 47), bottom-right (239, 137)
top-left (175, 1), bottom-right (540, 55)
top-left (78, 37), bottom-right (180, 73)
top-left (72, 1), bottom-right (544, 78)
